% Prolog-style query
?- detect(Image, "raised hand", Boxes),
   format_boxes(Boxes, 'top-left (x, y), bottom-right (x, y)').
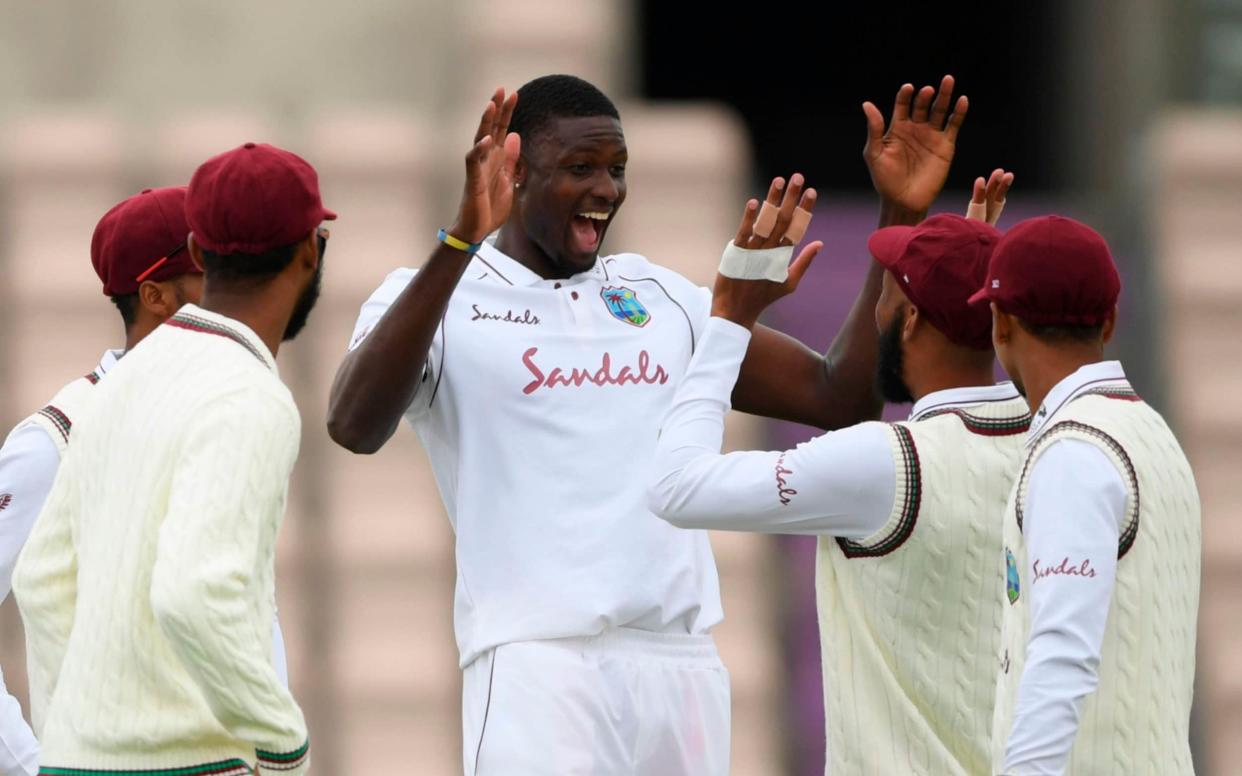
top-left (710, 174), bottom-right (824, 329)
top-left (966, 168), bottom-right (1014, 226)
top-left (862, 75), bottom-right (967, 214)
top-left (450, 88), bottom-right (521, 245)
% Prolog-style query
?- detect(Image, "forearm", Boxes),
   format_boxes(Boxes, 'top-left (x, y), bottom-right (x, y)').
top-left (652, 319), bottom-right (894, 537)
top-left (327, 242), bottom-right (472, 453)
top-left (0, 667), bottom-right (37, 776)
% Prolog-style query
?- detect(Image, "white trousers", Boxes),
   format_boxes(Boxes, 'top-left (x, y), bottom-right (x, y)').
top-left (462, 628), bottom-right (731, 776)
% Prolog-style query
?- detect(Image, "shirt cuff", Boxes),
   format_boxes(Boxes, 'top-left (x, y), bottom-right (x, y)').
top-left (704, 316), bottom-right (753, 351)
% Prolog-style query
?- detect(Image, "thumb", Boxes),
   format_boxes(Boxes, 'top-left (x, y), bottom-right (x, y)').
top-left (861, 102), bottom-right (885, 153)
top-left (786, 240), bottom-right (824, 289)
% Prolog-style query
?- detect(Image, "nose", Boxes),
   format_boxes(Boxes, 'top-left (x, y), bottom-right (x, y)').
top-left (590, 169), bottom-right (620, 203)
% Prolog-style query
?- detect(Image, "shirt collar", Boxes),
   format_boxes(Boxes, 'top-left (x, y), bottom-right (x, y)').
top-left (165, 304), bottom-right (278, 372)
top-left (94, 349), bottom-right (124, 379)
top-left (908, 382), bottom-right (1022, 422)
top-left (1026, 360), bottom-right (1128, 443)
top-left (473, 240), bottom-right (609, 288)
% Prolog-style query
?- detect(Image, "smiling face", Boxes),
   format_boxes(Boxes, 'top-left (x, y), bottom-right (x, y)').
top-left (515, 115), bottom-right (628, 274)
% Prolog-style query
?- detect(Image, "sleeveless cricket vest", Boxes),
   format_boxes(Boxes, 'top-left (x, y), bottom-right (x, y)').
top-left (993, 384), bottom-right (1201, 774)
top-left (816, 394), bottom-right (1030, 776)
top-left (18, 371), bottom-right (102, 457)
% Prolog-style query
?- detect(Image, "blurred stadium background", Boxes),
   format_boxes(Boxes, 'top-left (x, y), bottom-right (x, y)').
top-left (0, 2), bottom-right (1238, 773)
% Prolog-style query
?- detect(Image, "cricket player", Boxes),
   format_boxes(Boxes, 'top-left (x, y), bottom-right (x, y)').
top-left (327, 74), bottom-right (968, 774)
top-left (0, 186), bottom-right (204, 776)
top-left (976, 216), bottom-right (1200, 774)
top-left (647, 172), bottom-right (1027, 774)
top-left (12, 142), bottom-right (329, 776)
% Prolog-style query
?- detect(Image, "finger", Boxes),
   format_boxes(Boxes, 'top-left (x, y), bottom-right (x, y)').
top-left (911, 85), bottom-right (935, 123)
top-left (495, 90), bottom-right (518, 144)
top-left (972, 177), bottom-right (987, 204)
top-left (985, 168), bottom-right (1004, 203)
top-left (752, 177), bottom-right (785, 242)
top-left (474, 94), bottom-right (500, 144)
top-left (768, 173), bottom-right (805, 248)
top-left (734, 199), bottom-right (760, 246)
top-left (785, 240), bottom-right (824, 289)
top-left (783, 188), bottom-right (816, 244)
top-left (503, 132), bottom-right (521, 171)
top-left (765, 177), bottom-right (785, 205)
top-left (891, 83), bottom-right (914, 123)
top-left (995, 171), bottom-right (1014, 202)
top-left (861, 101), bottom-right (885, 153)
top-left (944, 95), bottom-right (969, 142)
top-left (928, 75), bottom-right (955, 129)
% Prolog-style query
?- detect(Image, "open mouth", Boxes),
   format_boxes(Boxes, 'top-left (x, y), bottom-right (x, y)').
top-left (570, 210), bottom-right (610, 255)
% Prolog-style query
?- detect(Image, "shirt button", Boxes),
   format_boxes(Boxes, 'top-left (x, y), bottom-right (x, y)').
top-left (571, 291), bottom-right (579, 300)
top-left (554, 282), bottom-right (562, 289)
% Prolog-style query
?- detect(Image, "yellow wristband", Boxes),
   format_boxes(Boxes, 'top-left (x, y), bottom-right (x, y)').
top-left (438, 228), bottom-right (482, 254)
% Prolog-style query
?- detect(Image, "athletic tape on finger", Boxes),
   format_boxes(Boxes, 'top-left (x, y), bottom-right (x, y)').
top-left (988, 198), bottom-right (1006, 225)
top-left (966, 199), bottom-right (987, 222)
top-left (719, 240), bottom-right (793, 283)
top-left (783, 207), bottom-right (813, 244)
top-left (753, 201), bottom-right (779, 239)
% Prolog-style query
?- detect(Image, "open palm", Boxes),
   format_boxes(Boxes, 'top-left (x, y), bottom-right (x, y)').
top-left (454, 88), bottom-right (521, 244)
top-left (863, 75), bottom-right (967, 214)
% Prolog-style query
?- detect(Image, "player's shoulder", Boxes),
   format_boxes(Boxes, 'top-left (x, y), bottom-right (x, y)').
top-left (601, 252), bottom-right (706, 298)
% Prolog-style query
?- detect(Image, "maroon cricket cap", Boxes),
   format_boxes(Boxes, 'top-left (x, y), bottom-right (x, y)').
top-left (968, 215), bottom-right (1120, 326)
top-left (186, 142), bottom-right (336, 255)
top-left (868, 213), bottom-right (1001, 350)
top-left (91, 186), bottom-right (200, 297)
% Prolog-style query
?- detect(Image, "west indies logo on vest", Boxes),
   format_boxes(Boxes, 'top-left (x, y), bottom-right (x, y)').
top-left (601, 286), bottom-right (651, 327)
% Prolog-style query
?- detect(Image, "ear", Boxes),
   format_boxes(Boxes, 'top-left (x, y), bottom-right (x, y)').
top-left (514, 156), bottom-right (528, 188)
top-left (187, 234), bottom-right (205, 273)
top-left (1100, 305), bottom-right (1118, 345)
top-left (301, 230), bottom-right (320, 272)
top-left (990, 303), bottom-right (1012, 344)
top-left (137, 279), bottom-right (175, 321)
top-left (901, 301), bottom-right (921, 342)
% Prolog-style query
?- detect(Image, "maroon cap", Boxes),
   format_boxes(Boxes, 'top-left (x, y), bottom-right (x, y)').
top-left (968, 215), bottom-right (1120, 326)
top-left (91, 186), bottom-right (200, 297)
top-left (186, 142), bottom-right (336, 255)
top-left (869, 213), bottom-right (1001, 350)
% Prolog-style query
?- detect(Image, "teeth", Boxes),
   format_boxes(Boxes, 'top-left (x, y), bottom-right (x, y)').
top-left (578, 211), bottom-right (611, 221)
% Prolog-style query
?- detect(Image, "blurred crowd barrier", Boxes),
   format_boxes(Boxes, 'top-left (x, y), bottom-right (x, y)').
top-left (1153, 109), bottom-right (1242, 775)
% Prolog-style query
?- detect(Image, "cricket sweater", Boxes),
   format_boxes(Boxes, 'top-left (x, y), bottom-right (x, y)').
top-left (993, 368), bottom-right (1200, 774)
top-left (12, 305), bottom-right (309, 775)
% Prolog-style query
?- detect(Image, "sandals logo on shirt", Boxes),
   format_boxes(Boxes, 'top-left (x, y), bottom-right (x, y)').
top-left (1005, 547), bottom-right (1020, 604)
top-left (601, 286), bottom-right (651, 327)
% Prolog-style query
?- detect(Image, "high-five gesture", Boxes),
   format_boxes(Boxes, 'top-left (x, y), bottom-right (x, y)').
top-left (966, 167), bottom-right (1014, 226)
top-left (711, 174), bottom-right (824, 330)
top-left (862, 75), bottom-right (967, 213)
top-left (451, 88), bottom-right (521, 245)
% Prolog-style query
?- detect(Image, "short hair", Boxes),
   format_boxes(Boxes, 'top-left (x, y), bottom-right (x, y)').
top-left (1017, 317), bottom-right (1105, 343)
top-left (110, 293), bottom-right (139, 327)
top-left (201, 242), bottom-right (299, 286)
top-left (510, 74), bottom-right (621, 148)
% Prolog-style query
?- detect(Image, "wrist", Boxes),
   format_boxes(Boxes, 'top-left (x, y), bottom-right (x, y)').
top-left (878, 197), bottom-right (927, 227)
top-left (446, 221), bottom-right (488, 246)
top-left (710, 299), bottom-right (760, 330)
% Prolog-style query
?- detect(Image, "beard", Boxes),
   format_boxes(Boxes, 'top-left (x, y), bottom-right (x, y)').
top-left (283, 258), bottom-right (324, 341)
top-left (876, 310), bottom-right (915, 405)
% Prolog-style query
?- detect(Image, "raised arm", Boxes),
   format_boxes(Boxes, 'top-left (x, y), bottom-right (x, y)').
top-left (327, 89), bottom-right (520, 453)
top-left (732, 76), bottom-right (968, 430)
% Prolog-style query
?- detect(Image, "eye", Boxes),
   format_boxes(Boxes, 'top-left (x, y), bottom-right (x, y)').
top-left (568, 164), bottom-right (591, 175)
top-left (610, 165), bottom-right (626, 177)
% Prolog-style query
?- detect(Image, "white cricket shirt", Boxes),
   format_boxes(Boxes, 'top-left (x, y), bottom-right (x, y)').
top-left (350, 241), bottom-right (723, 666)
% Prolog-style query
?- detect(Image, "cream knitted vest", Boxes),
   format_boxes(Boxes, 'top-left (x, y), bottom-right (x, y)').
top-left (993, 387), bottom-right (1201, 774)
top-left (816, 395), bottom-right (1030, 776)
top-left (19, 370), bottom-right (101, 457)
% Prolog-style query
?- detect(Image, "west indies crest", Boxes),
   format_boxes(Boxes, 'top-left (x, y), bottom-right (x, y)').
top-left (600, 286), bottom-right (651, 327)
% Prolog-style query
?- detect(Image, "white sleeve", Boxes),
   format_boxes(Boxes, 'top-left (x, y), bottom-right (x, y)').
top-left (347, 267), bottom-right (443, 421)
top-left (0, 424), bottom-right (61, 600)
top-left (1003, 439), bottom-right (1127, 775)
top-left (648, 317), bottom-right (896, 538)
top-left (0, 424), bottom-right (57, 773)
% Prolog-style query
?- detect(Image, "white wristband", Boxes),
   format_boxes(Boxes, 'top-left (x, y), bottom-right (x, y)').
top-left (718, 240), bottom-right (793, 283)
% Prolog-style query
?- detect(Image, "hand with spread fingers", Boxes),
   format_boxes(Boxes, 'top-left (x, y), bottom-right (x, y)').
top-left (862, 75), bottom-right (968, 214)
top-left (450, 88), bottom-right (522, 245)
top-left (710, 173), bottom-right (824, 330)
top-left (966, 168), bottom-right (1015, 226)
